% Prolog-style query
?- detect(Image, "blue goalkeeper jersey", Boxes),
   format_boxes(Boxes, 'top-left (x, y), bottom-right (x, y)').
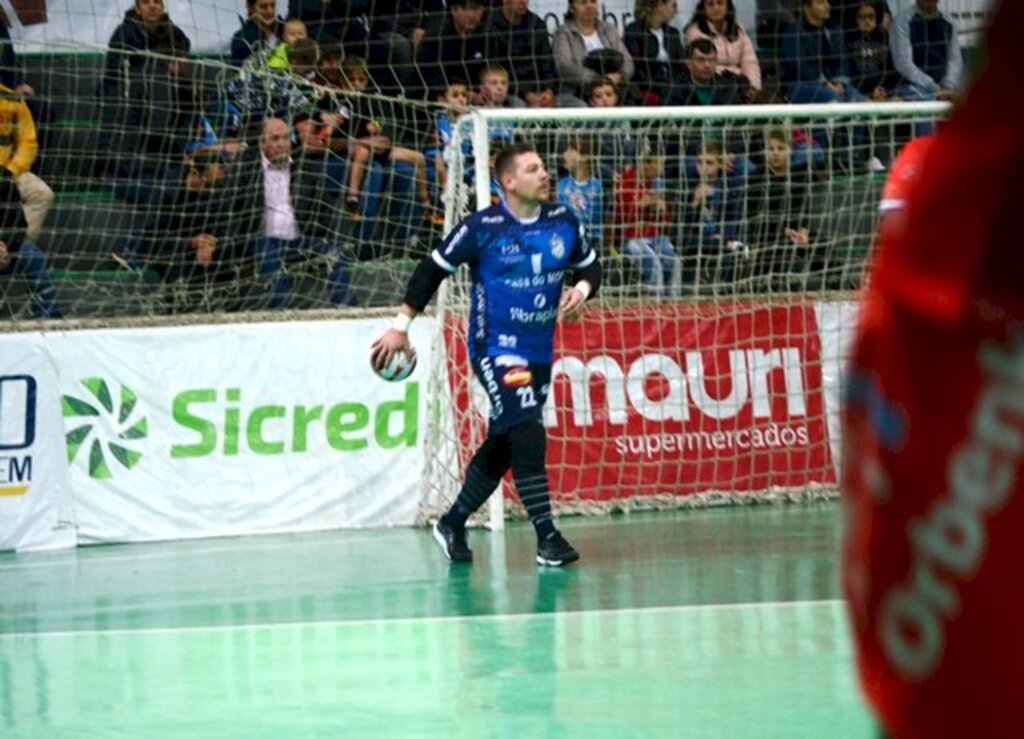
top-left (432, 201), bottom-right (596, 364)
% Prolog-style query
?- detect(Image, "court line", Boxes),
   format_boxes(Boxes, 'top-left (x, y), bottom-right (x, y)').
top-left (0, 599), bottom-right (845, 640)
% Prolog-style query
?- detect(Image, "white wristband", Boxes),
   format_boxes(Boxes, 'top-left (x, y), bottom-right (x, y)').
top-left (573, 281), bottom-right (592, 301)
top-left (391, 313), bottom-right (412, 334)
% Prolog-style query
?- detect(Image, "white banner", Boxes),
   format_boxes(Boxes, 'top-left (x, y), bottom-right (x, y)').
top-left (0, 318), bottom-right (432, 547)
top-left (0, 334), bottom-right (77, 552)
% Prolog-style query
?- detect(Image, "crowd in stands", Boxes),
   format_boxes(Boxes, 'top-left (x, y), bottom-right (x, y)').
top-left (0, 0), bottom-right (963, 317)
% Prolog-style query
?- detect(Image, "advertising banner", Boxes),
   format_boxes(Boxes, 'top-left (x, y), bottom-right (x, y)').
top-left (0, 334), bottom-right (76, 551)
top-left (0, 319), bottom-right (431, 547)
top-left (447, 302), bottom-right (837, 504)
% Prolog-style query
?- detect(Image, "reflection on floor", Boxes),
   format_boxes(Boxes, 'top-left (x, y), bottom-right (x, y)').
top-left (0, 504), bottom-right (874, 737)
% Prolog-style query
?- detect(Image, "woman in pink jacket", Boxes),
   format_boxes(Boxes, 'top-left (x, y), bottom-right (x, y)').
top-left (683, 0), bottom-right (761, 92)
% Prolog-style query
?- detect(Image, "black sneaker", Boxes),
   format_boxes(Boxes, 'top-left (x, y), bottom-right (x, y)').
top-left (432, 520), bottom-right (472, 563)
top-left (536, 531), bottom-right (579, 567)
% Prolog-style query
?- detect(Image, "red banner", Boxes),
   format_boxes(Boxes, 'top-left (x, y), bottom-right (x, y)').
top-left (445, 302), bottom-right (835, 504)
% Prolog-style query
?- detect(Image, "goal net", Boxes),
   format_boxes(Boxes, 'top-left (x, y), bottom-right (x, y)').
top-left (420, 102), bottom-right (948, 525)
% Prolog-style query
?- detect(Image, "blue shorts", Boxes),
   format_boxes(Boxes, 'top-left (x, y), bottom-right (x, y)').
top-left (472, 357), bottom-right (551, 437)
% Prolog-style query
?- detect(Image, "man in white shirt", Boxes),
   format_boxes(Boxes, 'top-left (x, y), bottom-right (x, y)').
top-left (234, 117), bottom-right (355, 309)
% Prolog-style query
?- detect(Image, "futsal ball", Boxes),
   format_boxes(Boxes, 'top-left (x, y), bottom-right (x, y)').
top-left (374, 350), bottom-right (417, 382)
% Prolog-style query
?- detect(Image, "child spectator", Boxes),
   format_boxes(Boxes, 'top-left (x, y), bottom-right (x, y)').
top-left (747, 128), bottom-right (819, 288)
top-left (557, 136), bottom-right (604, 254)
top-left (613, 154), bottom-right (680, 296)
top-left (267, 19), bottom-right (310, 71)
top-left (428, 79), bottom-right (472, 196)
top-left (583, 77), bottom-right (637, 186)
top-left (683, 139), bottom-right (745, 285)
top-left (0, 82), bottom-right (53, 243)
top-left (846, 1), bottom-right (897, 100)
top-left (339, 57), bottom-right (442, 226)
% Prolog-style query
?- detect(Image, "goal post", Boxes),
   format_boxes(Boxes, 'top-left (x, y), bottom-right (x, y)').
top-left (419, 101), bottom-right (949, 527)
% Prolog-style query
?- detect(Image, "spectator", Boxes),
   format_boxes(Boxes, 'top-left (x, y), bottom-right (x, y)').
top-left (0, 175), bottom-right (59, 319)
top-left (230, 0), bottom-right (285, 65)
top-left (225, 117), bottom-right (355, 309)
top-left (267, 19), bottom-right (311, 71)
top-left (0, 80), bottom-right (53, 243)
top-left (682, 139), bottom-right (745, 285)
top-left (665, 37), bottom-right (748, 106)
top-left (288, 0), bottom-right (369, 58)
top-left (477, 64), bottom-right (527, 138)
top-left (415, 0), bottom-right (488, 98)
top-left (0, 22), bottom-right (51, 156)
top-left (101, 0), bottom-right (193, 181)
top-left (484, 0), bottom-right (558, 104)
top-left (557, 136), bottom-right (604, 254)
top-left (367, 0), bottom-right (446, 95)
top-left (337, 57), bottom-right (442, 226)
top-left (426, 79), bottom-right (472, 195)
top-left (684, 0), bottom-right (762, 93)
top-left (890, 0), bottom-right (962, 101)
top-left (613, 154), bottom-right (680, 296)
top-left (113, 151), bottom-right (243, 312)
top-left (623, 0), bottom-right (687, 105)
top-left (746, 127), bottom-right (819, 288)
top-left (553, 0), bottom-right (634, 101)
top-left (832, 0), bottom-right (891, 36)
top-left (779, 0), bottom-right (866, 103)
top-left (583, 77), bottom-right (637, 185)
top-left (846, 1), bottom-right (897, 100)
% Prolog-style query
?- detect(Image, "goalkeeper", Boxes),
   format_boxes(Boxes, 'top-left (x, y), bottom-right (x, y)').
top-left (371, 142), bottom-right (601, 567)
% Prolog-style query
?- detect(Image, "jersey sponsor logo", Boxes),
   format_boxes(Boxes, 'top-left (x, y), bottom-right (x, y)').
top-left (499, 241), bottom-right (521, 255)
top-left (549, 206), bottom-right (566, 217)
top-left (443, 224), bottom-right (469, 255)
top-left (510, 306), bottom-right (559, 325)
top-left (482, 216), bottom-right (504, 224)
top-left (878, 333), bottom-right (1024, 681)
top-left (502, 367), bottom-right (533, 388)
top-left (550, 234), bottom-right (565, 259)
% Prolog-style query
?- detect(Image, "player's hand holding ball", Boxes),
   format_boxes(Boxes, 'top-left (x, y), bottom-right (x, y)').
top-left (370, 319), bottom-right (418, 382)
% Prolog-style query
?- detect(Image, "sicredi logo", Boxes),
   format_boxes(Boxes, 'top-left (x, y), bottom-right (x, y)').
top-left (62, 378), bottom-right (148, 480)
top-left (0, 375), bottom-right (36, 497)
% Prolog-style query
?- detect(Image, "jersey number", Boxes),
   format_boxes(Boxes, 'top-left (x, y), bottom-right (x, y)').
top-left (516, 387), bottom-right (537, 409)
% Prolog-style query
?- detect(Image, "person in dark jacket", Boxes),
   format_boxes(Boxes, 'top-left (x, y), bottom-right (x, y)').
top-left (779, 0), bottom-right (866, 103)
top-left (623, 0), bottom-right (687, 105)
top-left (101, 0), bottom-right (193, 184)
top-left (367, 0), bottom-right (446, 95)
top-left (230, 0), bottom-right (286, 65)
top-left (483, 0), bottom-right (558, 104)
top-left (415, 0), bottom-right (488, 98)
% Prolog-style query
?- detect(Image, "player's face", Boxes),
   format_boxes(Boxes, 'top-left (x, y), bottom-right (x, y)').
top-left (688, 49), bottom-right (718, 84)
top-left (504, 152), bottom-right (550, 205)
top-left (261, 119), bottom-right (292, 166)
top-left (588, 84), bottom-right (618, 107)
top-left (766, 138), bottom-right (790, 171)
top-left (136, 0), bottom-right (165, 24)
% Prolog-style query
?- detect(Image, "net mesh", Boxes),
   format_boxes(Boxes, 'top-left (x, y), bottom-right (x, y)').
top-left (420, 104), bottom-right (947, 523)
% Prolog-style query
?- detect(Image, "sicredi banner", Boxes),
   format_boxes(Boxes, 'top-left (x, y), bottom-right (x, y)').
top-left (35, 319), bottom-right (431, 544)
top-left (0, 335), bottom-right (76, 552)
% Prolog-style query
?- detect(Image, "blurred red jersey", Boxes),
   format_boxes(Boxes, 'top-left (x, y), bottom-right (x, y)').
top-left (843, 2), bottom-right (1024, 737)
top-left (877, 135), bottom-right (938, 217)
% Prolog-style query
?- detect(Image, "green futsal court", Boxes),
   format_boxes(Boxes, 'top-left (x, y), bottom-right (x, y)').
top-left (0, 504), bottom-right (875, 737)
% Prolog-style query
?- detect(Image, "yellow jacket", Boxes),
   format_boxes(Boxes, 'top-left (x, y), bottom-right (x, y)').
top-left (0, 84), bottom-right (37, 177)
